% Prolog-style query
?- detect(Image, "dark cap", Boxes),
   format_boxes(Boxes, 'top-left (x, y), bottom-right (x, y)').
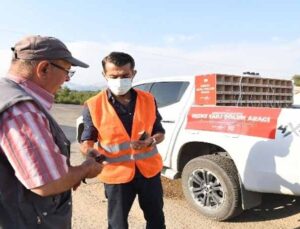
top-left (11, 35), bottom-right (89, 68)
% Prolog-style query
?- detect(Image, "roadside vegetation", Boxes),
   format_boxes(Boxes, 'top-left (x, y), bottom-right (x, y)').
top-left (55, 87), bottom-right (99, 105)
top-left (293, 75), bottom-right (300, 86)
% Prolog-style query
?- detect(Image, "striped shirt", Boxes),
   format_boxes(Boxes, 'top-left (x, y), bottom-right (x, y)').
top-left (0, 75), bottom-right (68, 189)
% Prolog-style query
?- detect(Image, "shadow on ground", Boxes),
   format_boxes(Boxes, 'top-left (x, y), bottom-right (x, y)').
top-left (231, 194), bottom-right (300, 222)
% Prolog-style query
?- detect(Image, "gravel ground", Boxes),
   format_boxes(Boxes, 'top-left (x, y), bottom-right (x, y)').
top-left (52, 104), bottom-right (300, 229)
top-left (69, 144), bottom-right (186, 229)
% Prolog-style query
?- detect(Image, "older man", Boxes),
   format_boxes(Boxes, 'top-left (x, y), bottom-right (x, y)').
top-left (0, 35), bottom-right (103, 229)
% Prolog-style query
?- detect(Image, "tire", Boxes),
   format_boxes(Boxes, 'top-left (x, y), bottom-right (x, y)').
top-left (182, 154), bottom-right (242, 221)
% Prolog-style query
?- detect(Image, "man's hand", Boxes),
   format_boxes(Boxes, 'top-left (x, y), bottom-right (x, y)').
top-left (131, 137), bottom-right (153, 150)
top-left (80, 140), bottom-right (95, 156)
top-left (72, 181), bottom-right (81, 191)
top-left (82, 157), bottom-right (105, 179)
top-left (31, 157), bottom-right (105, 197)
top-left (131, 133), bottom-right (165, 150)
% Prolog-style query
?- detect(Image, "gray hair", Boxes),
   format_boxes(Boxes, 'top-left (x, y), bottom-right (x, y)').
top-left (10, 59), bottom-right (39, 77)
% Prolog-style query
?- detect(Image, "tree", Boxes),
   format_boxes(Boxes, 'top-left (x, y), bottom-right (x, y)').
top-left (54, 87), bottom-right (100, 105)
top-left (292, 75), bottom-right (300, 86)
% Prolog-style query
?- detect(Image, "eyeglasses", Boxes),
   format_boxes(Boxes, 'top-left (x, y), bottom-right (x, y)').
top-left (50, 62), bottom-right (75, 78)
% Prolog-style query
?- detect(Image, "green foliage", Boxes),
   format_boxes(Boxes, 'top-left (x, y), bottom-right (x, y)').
top-left (55, 87), bottom-right (100, 105)
top-left (292, 75), bottom-right (300, 86)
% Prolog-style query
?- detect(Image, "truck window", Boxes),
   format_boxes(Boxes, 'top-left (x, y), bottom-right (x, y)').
top-left (150, 82), bottom-right (189, 108)
top-left (133, 83), bottom-right (153, 92)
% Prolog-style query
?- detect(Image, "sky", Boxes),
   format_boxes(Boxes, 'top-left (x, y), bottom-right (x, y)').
top-left (0, 0), bottom-right (299, 90)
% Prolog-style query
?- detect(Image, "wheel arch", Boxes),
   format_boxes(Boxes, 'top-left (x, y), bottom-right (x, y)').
top-left (177, 141), bottom-right (229, 173)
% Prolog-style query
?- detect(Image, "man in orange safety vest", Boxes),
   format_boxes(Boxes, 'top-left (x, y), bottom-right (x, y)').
top-left (80, 52), bottom-right (166, 229)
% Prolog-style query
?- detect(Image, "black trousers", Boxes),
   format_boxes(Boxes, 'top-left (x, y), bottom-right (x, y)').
top-left (104, 173), bottom-right (166, 229)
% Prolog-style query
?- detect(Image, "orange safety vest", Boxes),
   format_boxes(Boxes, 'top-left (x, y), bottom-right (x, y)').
top-left (86, 89), bottom-right (163, 184)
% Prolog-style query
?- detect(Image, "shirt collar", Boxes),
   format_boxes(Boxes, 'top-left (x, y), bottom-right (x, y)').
top-left (7, 74), bottom-right (54, 111)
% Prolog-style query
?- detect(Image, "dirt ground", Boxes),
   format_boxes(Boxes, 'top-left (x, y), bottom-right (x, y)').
top-left (161, 177), bottom-right (184, 200)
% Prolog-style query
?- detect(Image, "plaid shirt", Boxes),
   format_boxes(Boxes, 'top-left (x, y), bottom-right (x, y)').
top-left (0, 75), bottom-right (68, 189)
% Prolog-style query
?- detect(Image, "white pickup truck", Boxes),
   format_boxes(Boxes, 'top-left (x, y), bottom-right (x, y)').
top-left (76, 75), bottom-right (300, 221)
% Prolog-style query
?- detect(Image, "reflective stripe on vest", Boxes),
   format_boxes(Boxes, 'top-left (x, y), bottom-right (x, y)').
top-left (98, 141), bottom-right (131, 153)
top-left (104, 146), bottom-right (158, 163)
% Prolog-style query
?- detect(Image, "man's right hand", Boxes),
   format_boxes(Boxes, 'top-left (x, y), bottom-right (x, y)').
top-left (82, 157), bottom-right (105, 179)
top-left (31, 158), bottom-right (105, 197)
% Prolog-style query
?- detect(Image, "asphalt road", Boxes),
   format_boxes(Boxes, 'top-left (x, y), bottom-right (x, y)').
top-left (51, 104), bottom-right (300, 229)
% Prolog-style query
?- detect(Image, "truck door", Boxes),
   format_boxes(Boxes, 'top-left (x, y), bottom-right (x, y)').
top-left (149, 81), bottom-right (190, 161)
top-left (134, 81), bottom-right (190, 161)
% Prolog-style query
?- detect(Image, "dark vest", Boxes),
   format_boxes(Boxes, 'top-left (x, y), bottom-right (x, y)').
top-left (0, 78), bottom-right (72, 229)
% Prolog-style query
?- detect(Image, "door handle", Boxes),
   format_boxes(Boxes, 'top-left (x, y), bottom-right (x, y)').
top-left (162, 120), bottom-right (175, 123)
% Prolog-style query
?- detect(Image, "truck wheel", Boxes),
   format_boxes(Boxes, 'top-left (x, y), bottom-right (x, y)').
top-left (182, 154), bottom-right (242, 221)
